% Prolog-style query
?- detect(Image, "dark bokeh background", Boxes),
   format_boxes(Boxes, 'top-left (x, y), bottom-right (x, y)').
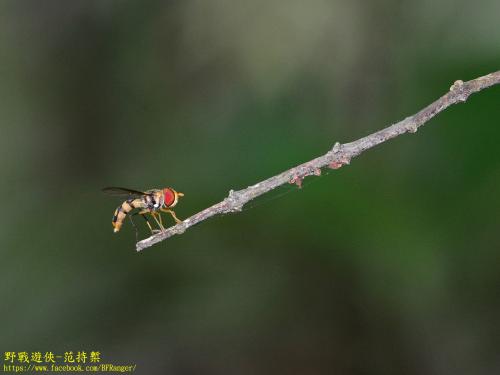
top-left (1, 1), bottom-right (500, 374)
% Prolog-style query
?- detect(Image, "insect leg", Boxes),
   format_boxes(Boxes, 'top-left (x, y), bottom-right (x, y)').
top-left (150, 212), bottom-right (165, 231)
top-left (137, 209), bottom-right (159, 234)
top-left (157, 212), bottom-right (164, 228)
top-left (160, 208), bottom-right (183, 224)
top-left (128, 215), bottom-right (139, 241)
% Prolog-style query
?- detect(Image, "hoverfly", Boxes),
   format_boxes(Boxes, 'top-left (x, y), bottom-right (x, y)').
top-left (102, 187), bottom-right (184, 234)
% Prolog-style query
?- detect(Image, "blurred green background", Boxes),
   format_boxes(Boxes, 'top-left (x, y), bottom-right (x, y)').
top-left (1, 1), bottom-right (500, 374)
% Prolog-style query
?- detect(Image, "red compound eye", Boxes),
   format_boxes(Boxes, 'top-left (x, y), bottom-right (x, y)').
top-left (163, 188), bottom-right (175, 206)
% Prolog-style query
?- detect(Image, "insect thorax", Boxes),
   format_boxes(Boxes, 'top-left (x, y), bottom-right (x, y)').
top-left (143, 192), bottom-right (162, 210)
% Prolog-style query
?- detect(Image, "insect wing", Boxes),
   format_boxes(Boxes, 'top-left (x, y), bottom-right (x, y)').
top-left (102, 187), bottom-right (146, 198)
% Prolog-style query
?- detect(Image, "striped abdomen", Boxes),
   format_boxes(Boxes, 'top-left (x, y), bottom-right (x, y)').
top-left (112, 198), bottom-right (144, 233)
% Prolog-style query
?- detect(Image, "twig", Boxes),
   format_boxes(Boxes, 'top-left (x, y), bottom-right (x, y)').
top-left (136, 71), bottom-right (500, 252)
